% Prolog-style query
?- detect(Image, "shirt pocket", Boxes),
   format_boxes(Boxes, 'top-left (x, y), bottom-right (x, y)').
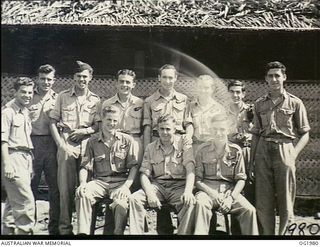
top-left (62, 104), bottom-right (77, 122)
top-left (277, 108), bottom-right (294, 128)
top-left (28, 105), bottom-right (40, 121)
top-left (203, 161), bottom-right (217, 176)
top-left (151, 102), bottom-right (165, 126)
top-left (94, 154), bottom-right (108, 174)
top-left (150, 158), bottom-right (165, 178)
top-left (169, 157), bottom-right (185, 177)
top-left (82, 104), bottom-right (97, 124)
top-left (127, 106), bottom-right (143, 132)
top-left (172, 101), bottom-right (186, 126)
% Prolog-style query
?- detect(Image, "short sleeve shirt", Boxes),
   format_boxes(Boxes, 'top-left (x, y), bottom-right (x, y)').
top-left (195, 142), bottom-right (246, 183)
top-left (49, 87), bottom-right (100, 130)
top-left (251, 90), bottom-right (310, 139)
top-left (190, 99), bottom-right (226, 142)
top-left (28, 88), bottom-right (57, 136)
top-left (143, 89), bottom-right (192, 133)
top-left (1, 99), bottom-right (33, 150)
top-left (98, 94), bottom-right (144, 135)
top-left (81, 132), bottom-right (139, 182)
top-left (140, 134), bottom-right (195, 180)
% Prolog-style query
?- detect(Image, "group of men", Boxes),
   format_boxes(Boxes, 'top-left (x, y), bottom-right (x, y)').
top-left (1, 61), bottom-right (310, 236)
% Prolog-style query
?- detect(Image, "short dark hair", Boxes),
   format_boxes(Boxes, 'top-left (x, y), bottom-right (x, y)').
top-left (117, 69), bottom-right (136, 80)
top-left (38, 64), bottom-right (56, 75)
top-left (102, 105), bottom-right (121, 118)
top-left (13, 77), bottom-right (34, 91)
top-left (228, 80), bottom-right (246, 92)
top-left (157, 114), bottom-right (176, 125)
top-left (265, 61), bottom-right (286, 75)
top-left (158, 64), bottom-right (177, 76)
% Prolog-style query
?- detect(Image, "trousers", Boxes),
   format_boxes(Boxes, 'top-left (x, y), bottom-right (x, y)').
top-left (129, 180), bottom-right (195, 235)
top-left (75, 179), bottom-right (128, 235)
top-left (31, 135), bottom-right (60, 235)
top-left (2, 150), bottom-right (35, 235)
top-left (255, 138), bottom-right (297, 235)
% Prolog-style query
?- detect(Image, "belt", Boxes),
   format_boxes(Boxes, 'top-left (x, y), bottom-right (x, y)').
top-left (8, 147), bottom-right (33, 155)
top-left (263, 137), bottom-right (293, 144)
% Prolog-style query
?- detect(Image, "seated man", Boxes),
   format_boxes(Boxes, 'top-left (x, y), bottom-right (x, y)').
top-left (75, 105), bottom-right (139, 235)
top-left (193, 113), bottom-right (258, 235)
top-left (129, 114), bottom-right (196, 235)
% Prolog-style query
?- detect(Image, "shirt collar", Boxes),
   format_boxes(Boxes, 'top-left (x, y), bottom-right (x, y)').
top-left (111, 93), bottom-right (134, 105)
top-left (154, 89), bottom-right (182, 101)
top-left (10, 99), bottom-right (27, 114)
top-left (34, 87), bottom-right (56, 98)
top-left (97, 131), bottom-right (121, 142)
top-left (155, 135), bottom-right (179, 151)
top-left (69, 86), bottom-right (95, 102)
top-left (266, 89), bottom-right (288, 100)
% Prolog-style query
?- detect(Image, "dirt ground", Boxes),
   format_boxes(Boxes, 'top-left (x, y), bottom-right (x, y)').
top-left (1, 198), bottom-right (319, 236)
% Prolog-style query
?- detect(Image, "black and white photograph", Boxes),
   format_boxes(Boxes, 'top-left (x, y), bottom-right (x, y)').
top-left (1, 0), bottom-right (320, 241)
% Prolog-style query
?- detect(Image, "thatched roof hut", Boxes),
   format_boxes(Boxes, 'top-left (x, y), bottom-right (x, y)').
top-left (2, 0), bottom-right (320, 30)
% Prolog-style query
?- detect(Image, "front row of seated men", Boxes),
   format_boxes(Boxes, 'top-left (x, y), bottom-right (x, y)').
top-left (76, 105), bottom-right (258, 235)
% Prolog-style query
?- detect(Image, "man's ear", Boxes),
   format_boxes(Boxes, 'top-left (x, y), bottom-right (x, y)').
top-left (283, 73), bottom-right (287, 81)
top-left (158, 75), bottom-right (161, 81)
top-left (132, 82), bottom-right (136, 88)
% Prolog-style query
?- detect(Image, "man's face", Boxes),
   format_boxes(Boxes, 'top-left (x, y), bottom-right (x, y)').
top-left (37, 72), bottom-right (55, 93)
top-left (265, 68), bottom-right (286, 92)
top-left (209, 121), bottom-right (229, 144)
top-left (15, 85), bottom-right (34, 107)
top-left (102, 112), bottom-right (120, 133)
top-left (158, 120), bottom-right (176, 143)
top-left (196, 79), bottom-right (214, 98)
top-left (116, 74), bottom-right (135, 96)
top-left (158, 68), bottom-right (177, 92)
top-left (73, 70), bottom-right (92, 91)
top-left (229, 85), bottom-right (245, 104)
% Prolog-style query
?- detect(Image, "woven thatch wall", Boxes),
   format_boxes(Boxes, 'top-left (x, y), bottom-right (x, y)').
top-left (2, 75), bottom-right (319, 197)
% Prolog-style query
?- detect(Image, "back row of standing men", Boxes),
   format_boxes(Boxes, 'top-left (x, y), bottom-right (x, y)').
top-left (1, 61), bottom-right (310, 235)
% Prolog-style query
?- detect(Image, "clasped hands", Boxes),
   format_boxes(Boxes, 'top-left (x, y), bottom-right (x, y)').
top-left (211, 190), bottom-right (233, 214)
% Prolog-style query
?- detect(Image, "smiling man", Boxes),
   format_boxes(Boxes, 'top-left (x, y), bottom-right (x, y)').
top-left (100, 69), bottom-right (144, 163)
top-left (129, 114), bottom-right (196, 235)
top-left (28, 64), bottom-right (60, 235)
top-left (250, 61), bottom-right (310, 235)
top-left (1, 77), bottom-right (35, 235)
top-left (49, 61), bottom-right (100, 235)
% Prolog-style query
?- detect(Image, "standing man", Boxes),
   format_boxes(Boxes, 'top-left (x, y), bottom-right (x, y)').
top-left (250, 61), bottom-right (310, 235)
top-left (1, 77), bottom-right (35, 235)
top-left (228, 80), bottom-right (254, 204)
top-left (76, 105), bottom-right (139, 235)
top-left (49, 61), bottom-right (100, 235)
top-left (28, 64), bottom-right (60, 235)
top-left (143, 64), bottom-right (193, 233)
top-left (129, 114), bottom-right (196, 235)
top-left (100, 69), bottom-right (144, 163)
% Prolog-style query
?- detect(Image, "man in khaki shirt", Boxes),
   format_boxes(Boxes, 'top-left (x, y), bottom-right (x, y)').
top-left (99, 69), bottom-right (144, 163)
top-left (76, 105), bottom-right (139, 235)
top-left (193, 113), bottom-right (258, 235)
top-left (143, 64), bottom-right (193, 233)
top-left (28, 64), bottom-right (60, 235)
top-left (1, 77), bottom-right (35, 235)
top-left (129, 114), bottom-right (196, 235)
top-left (49, 61), bottom-right (100, 235)
top-left (250, 61), bottom-right (310, 235)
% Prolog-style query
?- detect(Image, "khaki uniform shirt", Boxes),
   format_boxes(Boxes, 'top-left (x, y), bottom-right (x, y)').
top-left (190, 99), bottom-right (226, 142)
top-left (49, 86), bottom-right (100, 131)
top-left (251, 90), bottom-right (310, 139)
top-left (228, 102), bottom-right (253, 146)
top-left (28, 88), bottom-right (57, 136)
top-left (81, 132), bottom-right (139, 183)
top-left (99, 94), bottom-right (143, 135)
top-left (1, 99), bottom-right (33, 150)
top-left (140, 135), bottom-right (195, 180)
top-left (143, 89), bottom-right (192, 134)
top-left (195, 142), bottom-right (246, 183)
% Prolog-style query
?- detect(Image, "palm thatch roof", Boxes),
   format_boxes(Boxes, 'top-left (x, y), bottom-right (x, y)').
top-left (1, 0), bottom-right (320, 30)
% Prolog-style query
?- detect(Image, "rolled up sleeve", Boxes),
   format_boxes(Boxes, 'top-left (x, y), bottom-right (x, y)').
top-left (294, 100), bottom-right (311, 135)
top-left (142, 101), bottom-right (152, 127)
top-left (80, 140), bottom-right (94, 171)
top-left (1, 109), bottom-right (12, 143)
top-left (49, 93), bottom-right (61, 121)
top-left (139, 144), bottom-right (152, 177)
top-left (234, 151), bottom-right (247, 181)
